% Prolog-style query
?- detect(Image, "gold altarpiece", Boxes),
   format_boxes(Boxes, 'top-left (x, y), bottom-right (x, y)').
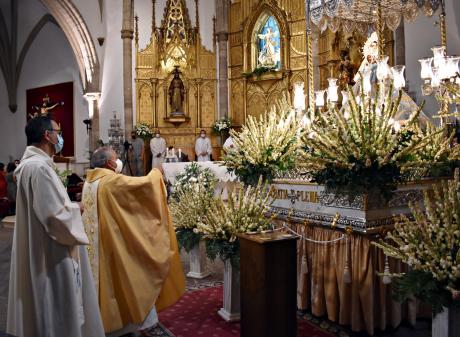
top-left (135, 0), bottom-right (218, 161)
top-left (229, 0), bottom-right (308, 124)
top-left (228, 0), bottom-right (394, 123)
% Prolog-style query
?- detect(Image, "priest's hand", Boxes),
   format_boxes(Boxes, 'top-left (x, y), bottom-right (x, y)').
top-left (156, 153), bottom-right (162, 158)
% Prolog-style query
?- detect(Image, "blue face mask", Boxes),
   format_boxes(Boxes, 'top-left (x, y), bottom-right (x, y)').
top-left (54, 134), bottom-right (64, 154)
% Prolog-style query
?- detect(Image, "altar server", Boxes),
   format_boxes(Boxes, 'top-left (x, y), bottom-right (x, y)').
top-left (150, 129), bottom-right (166, 169)
top-left (195, 129), bottom-right (212, 161)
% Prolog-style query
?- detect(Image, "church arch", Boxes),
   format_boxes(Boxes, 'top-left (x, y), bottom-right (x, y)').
top-left (243, 2), bottom-right (290, 72)
top-left (40, 0), bottom-right (100, 92)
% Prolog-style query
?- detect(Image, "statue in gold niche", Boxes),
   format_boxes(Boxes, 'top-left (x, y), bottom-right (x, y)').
top-left (168, 66), bottom-right (185, 115)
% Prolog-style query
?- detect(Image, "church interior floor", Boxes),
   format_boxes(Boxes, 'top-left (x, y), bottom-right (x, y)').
top-left (0, 228), bottom-right (431, 337)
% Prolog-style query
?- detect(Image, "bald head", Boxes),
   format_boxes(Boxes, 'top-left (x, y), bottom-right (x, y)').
top-left (90, 146), bottom-right (117, 169)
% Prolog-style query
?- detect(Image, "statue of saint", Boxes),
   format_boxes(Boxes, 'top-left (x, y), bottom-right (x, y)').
top-left (168, 67), bottom-right (185, 115)
top-left (257, 28), bottom-right (279, 68)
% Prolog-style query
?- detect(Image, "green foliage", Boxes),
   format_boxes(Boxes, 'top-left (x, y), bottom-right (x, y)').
top-left (176, 228), bottom-right (203, 253)
top-left (393, 270), bottom-right (460, 315)
top-left (54, 168), bottom-right (72, 188)
top-left (242, 66), bottom-right (277, 78)
top-left (205, 239), bottom-right (240, 268)
top-left (313, 157), bottom-right (402, 201)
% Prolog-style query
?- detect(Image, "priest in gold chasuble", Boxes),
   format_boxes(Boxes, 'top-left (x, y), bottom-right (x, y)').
top-left (82, 147), bottom-right (185, 335)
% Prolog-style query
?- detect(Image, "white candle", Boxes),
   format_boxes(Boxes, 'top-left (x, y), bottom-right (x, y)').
top-left (172, 148), bottom-right (175, 156)
top-left (166, 149), bottom-right (169, 157)
top-left (179, 148), bottom-right (182, 158)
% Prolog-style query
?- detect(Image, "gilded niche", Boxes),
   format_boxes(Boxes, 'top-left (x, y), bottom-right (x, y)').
top-left (135, 0), bottom-right (217, 161)
top-left (229, 0), bottom-right (307, 122)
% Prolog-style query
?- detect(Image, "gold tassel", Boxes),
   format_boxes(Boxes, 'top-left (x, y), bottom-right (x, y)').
top-left (382, 255), bottom-right (392, 284)
top-left (343, 236), bottom-right (351, 284)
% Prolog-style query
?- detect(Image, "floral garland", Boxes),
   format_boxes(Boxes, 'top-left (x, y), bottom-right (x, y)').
top-left (134, 122), bottom-right (153, 140)
top-left (373, 172), bottom-right (460, 315)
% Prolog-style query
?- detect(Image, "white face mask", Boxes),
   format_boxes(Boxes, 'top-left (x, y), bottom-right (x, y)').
top-left (156, 134), bottom-right (160, 138)
top-left (115, 159), bottom-right (123, 173)
top-left (200, 134), bottom-right (205, 138)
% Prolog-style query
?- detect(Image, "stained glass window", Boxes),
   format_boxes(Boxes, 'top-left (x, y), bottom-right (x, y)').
top-left (257, 16), bottom-right (281, 69)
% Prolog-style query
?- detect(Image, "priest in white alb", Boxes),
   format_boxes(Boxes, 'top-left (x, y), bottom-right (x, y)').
top-left (82, 147), bottom-right (185, 336)
top-left (195, 129), bottom-right (212, 161)
top-left (150, 129), bottom-right (166, 169)
top-left (8, 116), bottom-right (104, 337)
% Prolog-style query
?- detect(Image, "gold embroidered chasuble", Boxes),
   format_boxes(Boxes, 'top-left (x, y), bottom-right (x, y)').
top-left (82, 168), bottom-right (185, 333)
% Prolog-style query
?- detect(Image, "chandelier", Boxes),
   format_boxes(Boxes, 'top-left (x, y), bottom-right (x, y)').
top-left (418, 45), bottom-right (460, 124)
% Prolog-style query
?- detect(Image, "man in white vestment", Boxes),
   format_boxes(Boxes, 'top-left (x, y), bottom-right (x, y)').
top-left (7, 115), bottom-right (105, 337)
top-left (195, 129), bottom-right (212, 161)
top-left (150, 129), bottom-right (166, 169)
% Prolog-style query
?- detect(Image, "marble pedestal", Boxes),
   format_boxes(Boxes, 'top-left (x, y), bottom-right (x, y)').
top-left (186, 241), bottom-right (210, 279)
top-left (218, 259), bottom-right (240, 322)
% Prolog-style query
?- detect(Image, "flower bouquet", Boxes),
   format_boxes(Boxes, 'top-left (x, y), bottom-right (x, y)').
top-left (223, 94), bottom-right (308, 186)
top-left (299, 82), bottom-right (460, 201)
top-left (196, 178), bottom-right (274, 267)
top-left (134, 122), bottom-right (153, 140)
top-left (373, 172), bottom-right (460, 315)
top-left (212, 117), bottom-right (232, 138)
top-left (169, 162), bottom-right (216, 252)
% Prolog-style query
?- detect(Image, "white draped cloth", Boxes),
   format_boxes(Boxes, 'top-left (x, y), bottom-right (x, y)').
top-left (195, 137), bottom-right (212, 162)
top-left (7, 146), bottom-right (104, 337)
top-left (150, 137), bottom-right (166, 168)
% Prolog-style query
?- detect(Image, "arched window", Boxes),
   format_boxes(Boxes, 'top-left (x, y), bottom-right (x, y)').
top-left (256, 16), bottom-right (281, 70)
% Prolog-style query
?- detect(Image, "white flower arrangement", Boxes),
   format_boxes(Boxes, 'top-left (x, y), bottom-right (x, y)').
top-left (196, 178), bottom-right (273, 243)
top-left (134, 122), bottom-right (153, 140)
top-left (172, 162), bottom-right (216, 199)
top-left (223, 93), bottom-right (309, 185)
top-left (212, 117), bottom-right (232, 135)
top-left (373, 171), bottom-right (460, 314)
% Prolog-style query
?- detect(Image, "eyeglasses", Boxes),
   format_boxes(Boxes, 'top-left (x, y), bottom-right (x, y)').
top-left (48, 128), bottom-right (62, 136)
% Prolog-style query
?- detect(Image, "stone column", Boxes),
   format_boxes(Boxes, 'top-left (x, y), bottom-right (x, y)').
top-left (90, 100), bottom-right (100, 152)
top-left (215, 0), bottom-right (229, 119)
top-left (121, 0), bottom-right (134, 139)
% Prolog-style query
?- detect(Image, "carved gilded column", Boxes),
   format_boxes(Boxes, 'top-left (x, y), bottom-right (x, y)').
top-left (151, 79), bottom-right (158, 127)
top-left (215, 0), bottom-right (229, 118)
top-left (122, 0), bottom-right (134, 138)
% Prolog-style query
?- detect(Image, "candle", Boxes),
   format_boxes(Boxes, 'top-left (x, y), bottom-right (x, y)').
top-left (172, 148), bottom-right (175, 157)
top-left (179, 148), bottom-right (182, 158)
top-left (166, 149), bottom-right (169, 157)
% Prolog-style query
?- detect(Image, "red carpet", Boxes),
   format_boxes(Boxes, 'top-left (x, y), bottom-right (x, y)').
top-left (159, 286), bottom-right (331, 337)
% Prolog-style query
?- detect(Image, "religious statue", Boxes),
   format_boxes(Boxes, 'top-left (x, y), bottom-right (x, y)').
top-left (168, 67), bottom-right (185, 115)
top-left (29, 94), bottom-right (64, 119)
top-left (353, 32), bottom-right (379, 84)
top-left (257, 28), bottom-right (279, 68)
top-left (337, 50), bottom-right (355, 89)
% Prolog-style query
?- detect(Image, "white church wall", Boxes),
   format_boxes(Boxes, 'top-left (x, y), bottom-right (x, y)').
top-left (0, 0), bottom-right (89, 164)
top-left (404, 4), bottom-right (460, 117)
top-left (99, 0), bottom-right (124, 143)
